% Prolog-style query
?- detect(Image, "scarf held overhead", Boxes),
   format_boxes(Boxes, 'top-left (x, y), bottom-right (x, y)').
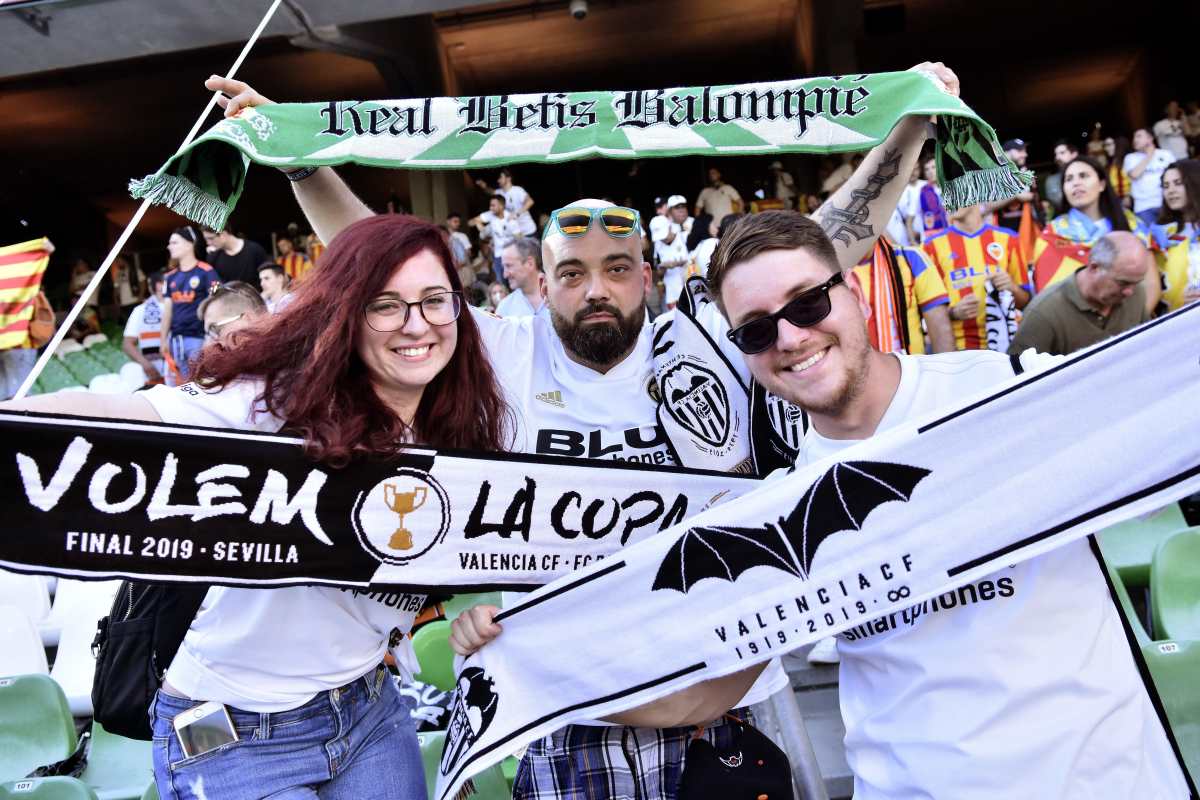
top-left (432, 302), bottom-right (1200, 800)
top-left (130, 71), bottom-right (1030, 230)
top-left (0, 416), bottom-right (754, 591)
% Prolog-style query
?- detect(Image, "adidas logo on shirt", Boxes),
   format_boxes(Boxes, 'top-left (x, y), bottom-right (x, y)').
top-left (535, 390), bottom-right (565, 408)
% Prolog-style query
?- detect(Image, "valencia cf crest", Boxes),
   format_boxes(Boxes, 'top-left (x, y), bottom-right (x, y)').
top-left (661, 361), bottom-right (731, 448)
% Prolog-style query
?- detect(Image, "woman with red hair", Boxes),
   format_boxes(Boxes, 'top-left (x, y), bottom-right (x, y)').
top-left (5, 214), bottom-right (511, 800)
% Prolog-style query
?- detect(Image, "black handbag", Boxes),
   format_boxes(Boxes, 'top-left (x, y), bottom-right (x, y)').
top-left (677, 714), bottom-right (795, 800)
top-left (90, 581), bottom-right (209, 740)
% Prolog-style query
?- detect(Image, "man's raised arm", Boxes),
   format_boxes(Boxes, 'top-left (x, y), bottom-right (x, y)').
top-left (205, 77), bottom-right (374, 245)
top-left (811, 62), bottom-right (960, 270)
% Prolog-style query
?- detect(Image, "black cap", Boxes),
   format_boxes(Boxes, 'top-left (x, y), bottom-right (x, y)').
top-left (1002, 138), bottom-right (1026, 151)
top-left (654, 196), bottom-right (667, 207)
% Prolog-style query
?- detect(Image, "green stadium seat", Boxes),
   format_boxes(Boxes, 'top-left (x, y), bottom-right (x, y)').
top-left (442, 593), bottom-right (502, 621)
top-left (101, 322), bottom-right (124, 345)
top-left (79, 724), bottom-right (153, 800)
top-left (1151, 530), bottom-right (1200, 642)
top-left (137, 784), bottom-right (156, 800)
top-left (416, 732), bottom-right (507, 800)
top-left (413, 620), bottom-right (455, 692)
top-left (418, 731), bottom-right (444, 799)
top-left (0, 675), bottom-right (78, 782)
top-left (1096, 503), bottom-right (1188, 587)
top-left (0, 778), bottom-right (99, 800)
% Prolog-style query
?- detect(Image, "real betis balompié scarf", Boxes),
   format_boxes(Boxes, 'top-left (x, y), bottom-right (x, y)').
top-left (130, 71), bottom-right (1030, 229)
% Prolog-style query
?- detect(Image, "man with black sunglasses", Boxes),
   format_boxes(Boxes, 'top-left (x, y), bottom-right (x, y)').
top-left (207, 60), bottom-right (968, 800)
top-left (701, 210), bottom-right (1190, 799)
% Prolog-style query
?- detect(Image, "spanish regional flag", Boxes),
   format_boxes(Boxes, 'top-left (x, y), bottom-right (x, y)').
top-left (0, 237), bottom-right (51, 350)
top-left (1030, 228), bottom-right (1089, 294)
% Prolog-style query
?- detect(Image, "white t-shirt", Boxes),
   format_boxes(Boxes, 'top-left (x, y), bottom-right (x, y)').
top-left (142, 381), bottom-right (425, 713)
top-left (794, 350), bottom-right (1189, 799)
top-left (653, 217), bottom-right (692, 269)
top-left (891, 180), bottom-right (925, 245)
top-left (1123, 149), bottom-right (1177, 212)
top-left (1153, 118), bottom-right (1189, 161)
top-left (690, 238), bottom-right (718, 278)
top-left (479, 211), bottom-right (522, 252)
top-left (501, 185), bottom-right (537, 236)
top-left (123, 296), bottom-right (163, 354)
top-left (649, 214), bottom-right (672, 245)
top-left (494, 289), bottom-right (544, 318)
top-left (450, 230), bottom-right (473, 257)
top-left (474, 306), bottom-right (789, 719)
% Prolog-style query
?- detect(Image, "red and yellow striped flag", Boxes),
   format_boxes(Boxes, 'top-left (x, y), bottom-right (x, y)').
top-left (0, 237), bottom-right (51, 350)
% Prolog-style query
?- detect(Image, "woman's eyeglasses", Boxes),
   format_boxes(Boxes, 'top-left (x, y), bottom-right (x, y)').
top-left (543, 206), bottom-right (641, 240)
top-left (726, 273), bottom-right (845, 354)
top-left (364, 290), bottom-right (463, 332)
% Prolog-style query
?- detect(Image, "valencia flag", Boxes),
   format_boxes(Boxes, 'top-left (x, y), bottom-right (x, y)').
top-left (0, 237), bottom-right (51, 350)
top-left (1030, 228), bottom-right (1089, 294)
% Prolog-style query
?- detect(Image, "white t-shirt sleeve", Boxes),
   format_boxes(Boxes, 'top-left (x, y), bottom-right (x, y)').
top-left (649, 215), bottom-right (671, 244)
top-left (123, 304), bottom-right (144, 340)
top-left (141, 380), bottom-right (282, 432)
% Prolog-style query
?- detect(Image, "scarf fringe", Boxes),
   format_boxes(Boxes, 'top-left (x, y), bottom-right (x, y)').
top-left (941, 165), bottom-right (1034, 213)
top-left (128, 173), bottom-right (231, 231)
top-left (452, 779), bottom-right (476, 800)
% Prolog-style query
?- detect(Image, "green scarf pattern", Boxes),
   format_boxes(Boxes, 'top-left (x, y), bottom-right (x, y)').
top-left (130, 71), bottom-right (1030, 230)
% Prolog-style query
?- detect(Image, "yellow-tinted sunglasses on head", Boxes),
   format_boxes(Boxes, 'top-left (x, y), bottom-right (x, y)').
top-left (543, 206), bottom-right (641, 240)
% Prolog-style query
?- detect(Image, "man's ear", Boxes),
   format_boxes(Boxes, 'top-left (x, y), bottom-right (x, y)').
top-left (843, 268), bottom-right (871, 319)
top-left (642, 261), bottom-right (653, 294)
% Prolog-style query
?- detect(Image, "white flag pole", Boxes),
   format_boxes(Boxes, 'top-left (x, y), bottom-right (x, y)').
top-left (14, 0), bottom-right (285, 399)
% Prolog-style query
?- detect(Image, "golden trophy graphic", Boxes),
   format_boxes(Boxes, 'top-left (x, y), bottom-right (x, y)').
top-left (383, 483), bottom-right (427, 550)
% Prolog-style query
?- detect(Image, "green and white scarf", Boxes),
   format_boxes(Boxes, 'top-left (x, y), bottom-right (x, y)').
top-left (131, 71), bottom-right (1030, 230)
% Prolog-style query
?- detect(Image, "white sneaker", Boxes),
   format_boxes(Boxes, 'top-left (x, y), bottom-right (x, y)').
top-left (806, 637), bottom-right (840, 664)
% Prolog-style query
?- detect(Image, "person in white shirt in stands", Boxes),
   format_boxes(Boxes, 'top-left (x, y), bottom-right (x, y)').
top-left (122, 271), bottom-right (167, 385)
top-left (208, 59), bottom-right (967, 800)
top-left (476, 168), bottom-right (537, 237)
top-left (2, 214), bottom-right (512, 800)
top-left (495, 238), bottom-right (545, 318)
top-left (446, 211), bottom-right (473, 265)
top-left (654, 195), bottom-right (693, 309)
top-left (682, 209), bottom-right (1190, 799)
top-left (1154, 100), bottom-right (1191, 161)
top-left (257, 262), bottom-right (293, 313)
top-left (1124, 127), bottom-right (1177, 227)
top-left (694, 166), bottom-right (742, 227)
top-left (470, 194), bottom-right (522, 282)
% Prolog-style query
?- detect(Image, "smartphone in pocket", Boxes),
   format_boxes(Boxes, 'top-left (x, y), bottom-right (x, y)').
top-left (173, 701), bottom-right (239, 759)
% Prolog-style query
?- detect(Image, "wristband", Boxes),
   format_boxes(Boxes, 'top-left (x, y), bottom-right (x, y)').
top-left (282, 166), bottom-right (319, 182)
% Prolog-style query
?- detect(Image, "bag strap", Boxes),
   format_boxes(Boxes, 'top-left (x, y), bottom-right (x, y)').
top-left (26, 720), bottom-right (92, 778)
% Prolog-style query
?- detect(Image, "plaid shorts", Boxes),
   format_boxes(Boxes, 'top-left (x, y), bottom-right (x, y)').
top-left (512, 710), bottom-right (750, 800)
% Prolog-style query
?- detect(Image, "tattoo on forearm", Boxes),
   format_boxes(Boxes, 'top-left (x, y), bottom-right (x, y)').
top-left (817, 147), bottom-right (904, 247)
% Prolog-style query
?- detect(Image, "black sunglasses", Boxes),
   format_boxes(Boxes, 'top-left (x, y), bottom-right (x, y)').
top-left (726, 272), bottom-right (845, 354)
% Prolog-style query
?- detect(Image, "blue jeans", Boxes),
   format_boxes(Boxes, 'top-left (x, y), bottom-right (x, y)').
top-left (150, 666), bottom-right (425, 800)
top-left (492, 254), bottom-right (505, 283)
top-left (168, 335), bottom-right (205, 384)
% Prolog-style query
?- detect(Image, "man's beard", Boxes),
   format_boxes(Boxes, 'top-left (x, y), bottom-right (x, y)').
top-left (550, 300), bottom-right (644, 369)
top-left (775, 331), bottom-right (871, 418)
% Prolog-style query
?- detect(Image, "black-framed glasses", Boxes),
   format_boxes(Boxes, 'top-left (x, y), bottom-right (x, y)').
top-left (726, 272), bottom-right (845, 354)
top-left (364, 290), bottom-right (463, 332)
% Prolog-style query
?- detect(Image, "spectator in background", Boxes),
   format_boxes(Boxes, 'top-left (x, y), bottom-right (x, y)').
top-left (1103, 136), bottom-right (1133, 205)
top-left (275, 235), bottom-right (313, 282)
top-left (258, 262), bottom-right (292, 313)
top-left (108, 255), bottom-right (145, 321)
top-left (123, 271), bottom-right (167, 385)
top-left (203, 224), bottom-right (269, 287)
top-left (917, 154), bottom-right (948, 242)
top-left (1125, 128), bottom-right (1177, 227)
top-left (890, 163), bottom-right (925, 246)
top-left (1153, 159), bottom-right (1200, 310)
top-left (69, 257), bottom-right (99, 309)
top-left (768, 160), bottom-right (797, 209)
top-left (476, 168), bottom-right (537, 237)
top-left (494, 238), bottom-right (544, 318)
top-left (1154, 101), bottom-right (1191, 161)
top-left (820, 153), bottom-right (854, 195)
top-left (1044, 139), bottom-right (1079, 215)
top-left (198, 281), bottom-right (268, 344)
top-left (486, 280), bottom-right (509, 311)
top-left (470, 195), bottom-right (520, 282)
top-left (446, 212), bottom-right (473, 266)
top-left (1186, 101), bottom-right (1200, 154)
top-left (1009, 232), bottom-right (1151, 356)
top-left (695, 166), bottom-right (742, 227)
top-left (648, 196), bottom-right (671, 250)
top-left (160, 226), bottom-right (220, 384)
top-left (654, 195), bottom-right (694, 309)
top-left (983, 138), bottom-right (1045, 229)
top-left (306, 233), bottom-right (326, 266)
top-left (689, 215), bottom-right (727, 279)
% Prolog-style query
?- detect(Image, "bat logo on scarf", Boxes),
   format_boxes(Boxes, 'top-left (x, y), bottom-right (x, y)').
top-left (652, 461), bottom-right (930, 593)
top-left (440, 667), bottom-right (499, 777)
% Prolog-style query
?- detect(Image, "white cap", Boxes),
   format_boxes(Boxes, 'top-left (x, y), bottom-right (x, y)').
top-left (667, 194), bottom-right (687, 208)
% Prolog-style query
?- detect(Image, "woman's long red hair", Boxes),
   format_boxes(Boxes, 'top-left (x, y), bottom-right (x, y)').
top-left (192, 214), bottom-right (511, 465)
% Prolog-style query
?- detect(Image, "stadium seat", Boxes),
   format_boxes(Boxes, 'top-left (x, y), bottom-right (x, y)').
top-left (0, 674), bottom-right (77, 782)
top-left (118, 363), bottom-right (146, 392)
top-left (41, 580), bottom-right (120, 648)
top-left (100, 322), bottom-right (124, 346)
top-left (1151, 529), bottom-right (1200, 642)
top-left (87, 374), bottom-right (125, 395)
top-left (0, 606), bottom-right (49, 676)
top-left (0, 778), bottom-right (99, 800)
top-left (79, 723), bottom-right (153, 800)
top-left (54, 341), bottom-right (84, 357)
top-left (81, 334), bottom-right (109, 349)
top-left (412, 620), bottom-right (455, 692)
top-left (417, 731), bottom-right (445, 799)
top-left (55, 387), bottom-right (87, 394)
top-left (49, 613), bottom-right (101, 717)
top-left (137, 783), bottom-right (156, 800)
top-left (0, 571), bottom-right (51, 626)
top-left (442, 593), bottom-right (502, 621)
top-left (1096, 502), bottom-right (1188, 587)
